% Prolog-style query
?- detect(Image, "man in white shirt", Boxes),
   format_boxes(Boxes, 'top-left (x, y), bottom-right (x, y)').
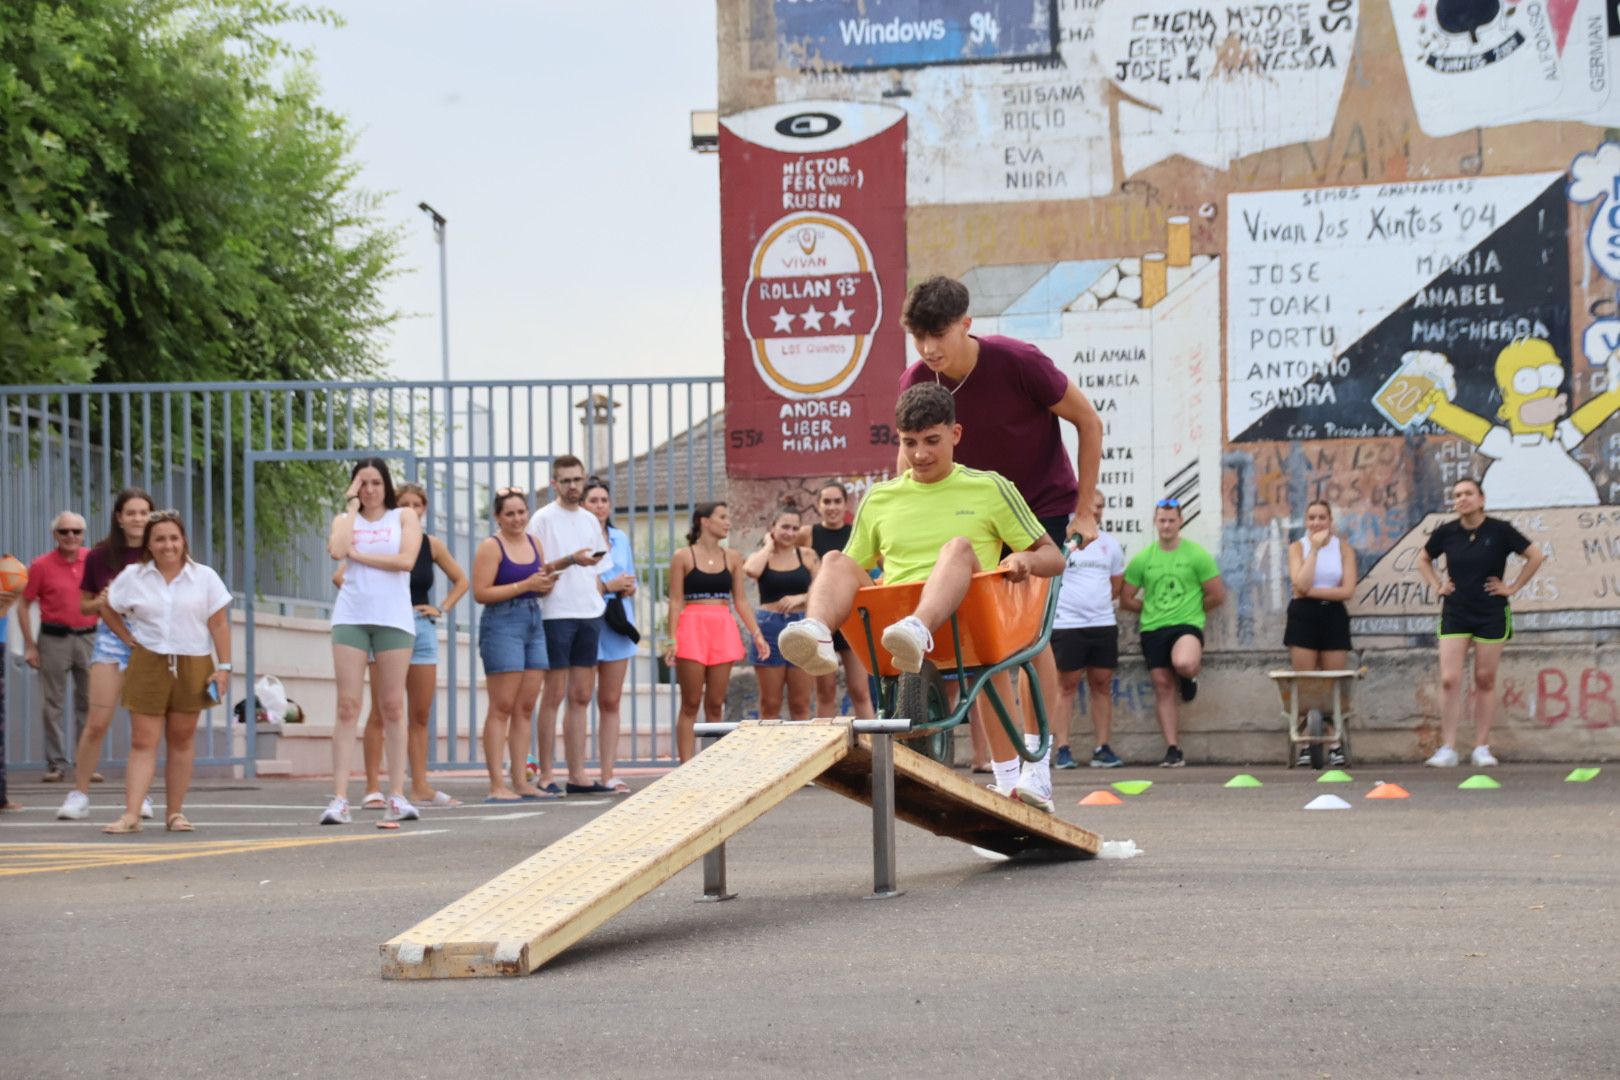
top-left (528, 455), bottom-right (609, 794)
top-left (1051, 491), bottom-right (1126, 769)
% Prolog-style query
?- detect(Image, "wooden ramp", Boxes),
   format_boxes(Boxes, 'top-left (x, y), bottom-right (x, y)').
top-left (820, 735), bottom-right (1102, 861)
top-left (381, 721), bottom-right (1100, 979)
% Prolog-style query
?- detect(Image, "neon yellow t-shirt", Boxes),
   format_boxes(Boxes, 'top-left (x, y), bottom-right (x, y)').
top-left (844, 465), bottom-right (1045, 586)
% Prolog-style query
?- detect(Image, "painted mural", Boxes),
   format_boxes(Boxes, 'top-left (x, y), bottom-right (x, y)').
top-left (717, 0), bottom-right (1620, 650)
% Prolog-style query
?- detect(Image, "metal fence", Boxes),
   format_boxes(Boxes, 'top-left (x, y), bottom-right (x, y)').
top-left (1, 378), bottom-right (726, 775)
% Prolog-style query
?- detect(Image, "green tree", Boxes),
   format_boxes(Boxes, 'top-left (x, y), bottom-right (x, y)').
top-left (0, 0), bottom-right (399, 386)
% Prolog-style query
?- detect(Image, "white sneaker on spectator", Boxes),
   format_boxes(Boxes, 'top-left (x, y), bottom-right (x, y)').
top-left (1470, 745), bottom-right (1499, 767)
top-left (139, 797), bottom-right (155, 820)
top-left (880, 616), bottom-right (935, 674)
top-left (1012, 772), bottom-right (1055, 814)
top-left (386, 795), bottom-right (420, 822)
top-left (57, 791), bottom-right (90, 820)
top-left (777, 618), bottom-right (838, 676)
top-left (319, 797), bottom-right (352, 825)
top-left (1425, 746), bottom-right (1459, 768)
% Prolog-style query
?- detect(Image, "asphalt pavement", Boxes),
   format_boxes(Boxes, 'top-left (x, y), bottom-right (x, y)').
top-left (2, 762), bottom-right (1615, 1079)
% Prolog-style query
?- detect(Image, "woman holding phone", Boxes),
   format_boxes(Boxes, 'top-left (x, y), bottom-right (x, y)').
top-left (98, 511), bottom-right (232, 834)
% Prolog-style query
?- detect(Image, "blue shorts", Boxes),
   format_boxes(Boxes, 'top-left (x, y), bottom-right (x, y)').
top-left (91, 624), bottom-right (132, 671)
top-left (411, 612), bottom-right (439, 666)
top-left (544, 617), bottom-right (602, 669)
top-left (749, 608), bottom-right (803, 668)
top-left (479, 597), bottom-right (548, 674)
top-left (598, 620), bottom-right (638, 664)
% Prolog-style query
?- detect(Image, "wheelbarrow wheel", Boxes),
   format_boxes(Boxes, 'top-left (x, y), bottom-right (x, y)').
top-left (1306, 708), bottom-right (1325, 770)
top-left (895, 662), bottom-right (953, 767)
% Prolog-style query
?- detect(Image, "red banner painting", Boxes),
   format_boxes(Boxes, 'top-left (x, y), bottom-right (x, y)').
top-left (720, 101), bottom-right (907, 479)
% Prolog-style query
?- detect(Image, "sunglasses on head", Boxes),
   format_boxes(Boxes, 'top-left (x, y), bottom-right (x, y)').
top-left (1155, 498), bottom-right (1181, 509)
top-left (494, 486), bottom-right (527, 498)
top-left (148, 509), bottom-right (182, 524)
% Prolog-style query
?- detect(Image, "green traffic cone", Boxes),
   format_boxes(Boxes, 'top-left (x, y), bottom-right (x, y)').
top-left (1317, 769), bottom-right (1353, 783)
top-left (1564, 767), bottom-right (1601, 782)
top-left (1223, 774), bottom-right (1263, 788)
top-left (1112, 780), bottom-right (1153, 796)
top-left (1458, 774), bottom-right (1501, 790)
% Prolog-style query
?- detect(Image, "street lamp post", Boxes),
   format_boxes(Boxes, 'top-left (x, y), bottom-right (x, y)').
top-left (418, 202), bottom-right (450, 382)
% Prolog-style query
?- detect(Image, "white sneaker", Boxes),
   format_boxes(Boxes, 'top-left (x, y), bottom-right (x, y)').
top-left (139, 797), bottom-right (155, 820)
top-left (880, 616), bottom-right (935, 674)
top-left (777, 618), bottom-right (839, 676)
top-left (57, 790), bottom-right (90, 820)
top-left (1471, 745), bottom-right (1499, 767)
top-left (1012, 772), bottom-right (1055, 814)
top-left (319, 797), bottom-right (352, 825)
top-left (1425, 746), bottom-right (1459, 768)
top-left (386, 795), bottom-right (420, 822)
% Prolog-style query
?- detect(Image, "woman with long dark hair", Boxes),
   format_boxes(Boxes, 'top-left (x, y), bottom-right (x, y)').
top-left (584, 478), bottom-right (636, 793)
top-left (664, 502), bottom-right (766, 761)
top-left (324, 458), bottom-right (423, 825)
top-left (341, 482), bottom-right (470, 809)
top-left (98, 511), bottom-right (232, 833)
top-left (471, 487), bottom-right (555, 801)
top-left (56, 487), bottom-right (154, 823)
top-left (744, 503), bottom-right (819, 721)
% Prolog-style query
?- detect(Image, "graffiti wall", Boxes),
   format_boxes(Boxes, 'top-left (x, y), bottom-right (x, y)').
top-left (717, 0), bottom-right (1620, 666)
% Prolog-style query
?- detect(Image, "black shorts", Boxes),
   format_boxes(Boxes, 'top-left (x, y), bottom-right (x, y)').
top-left (1052, 626), bottom-right (1119, 672)
top-left (1283, 599), bottom-right (1352, 652)
top-left (1439, 605), bottom-right (1513, 643)
top-left (832, 629), bottom-right (852, 654)
top-left (1140, 624), bottom-right (1202, 670)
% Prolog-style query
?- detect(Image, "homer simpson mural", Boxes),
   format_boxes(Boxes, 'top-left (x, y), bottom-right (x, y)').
top-left (1399, 337), bottom-right (1620, 508)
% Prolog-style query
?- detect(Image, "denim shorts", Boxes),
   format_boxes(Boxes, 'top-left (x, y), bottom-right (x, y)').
top-left (749, 608), bottom-right (803, 668)
top-left (411, 611), bottom-right (439, 666)
top-left (90, 623), bottom-right (133, 671)
top-left (544, 616), bottom-right (602, 669)
top-left (479, 597), bottom-right (548, 674)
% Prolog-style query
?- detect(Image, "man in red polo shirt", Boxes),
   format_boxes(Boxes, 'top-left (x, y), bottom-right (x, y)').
top-left (18, 512), bottom-right (97, 781)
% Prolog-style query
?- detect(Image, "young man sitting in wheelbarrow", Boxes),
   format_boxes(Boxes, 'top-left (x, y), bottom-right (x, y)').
top-left (778, 382), bottom-right (1066, 810)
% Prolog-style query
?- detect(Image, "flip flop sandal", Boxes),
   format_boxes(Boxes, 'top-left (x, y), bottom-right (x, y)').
top-left (103, 817), bottom-right (142, 834)
top-left (519, 791), bottom-right (560, 801)
top-left (166, 813), bottom-right (194, 832)
top-left (361, 792), bottom-right (386, 810)
top-left (428, 791), bottom-right (462, 808)
top-left (483, 795), bottom-right (523, 804)
top-left (565, 781), bottom-right (613, 795)
top-left (603, 779), bottom-right (631, 795)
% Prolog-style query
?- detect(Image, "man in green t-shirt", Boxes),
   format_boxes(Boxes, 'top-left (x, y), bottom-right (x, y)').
top-left (779, 383), bottom-right (1065, 809)
top-left (1120, 499), bottom-right (1225, 768)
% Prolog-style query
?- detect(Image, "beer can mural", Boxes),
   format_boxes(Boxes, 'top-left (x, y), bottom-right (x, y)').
top-left (720, 100), bottom-right (907, 479)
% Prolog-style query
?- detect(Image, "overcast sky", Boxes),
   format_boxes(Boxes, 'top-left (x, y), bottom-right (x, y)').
top-left (287, 1), bottom-right (723, 385)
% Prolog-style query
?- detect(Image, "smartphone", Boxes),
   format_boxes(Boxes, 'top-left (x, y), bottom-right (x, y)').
top-left (591, 549), bottom-right (608, 558)
top-left (206, 680), bottom-right (220, 704)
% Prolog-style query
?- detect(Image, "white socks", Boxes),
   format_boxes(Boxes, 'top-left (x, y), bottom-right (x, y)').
top-left (992, 735), bottom-right (1054, 797)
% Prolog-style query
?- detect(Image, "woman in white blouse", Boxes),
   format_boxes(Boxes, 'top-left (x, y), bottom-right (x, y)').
top-left (100, 511), bottom-right (232, 834)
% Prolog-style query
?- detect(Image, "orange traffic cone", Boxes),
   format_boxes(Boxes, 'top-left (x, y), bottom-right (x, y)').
top-left (1079, 790), bottom-right (1124, 806)
top-left (1366, 782), bottom-right (1411, 799)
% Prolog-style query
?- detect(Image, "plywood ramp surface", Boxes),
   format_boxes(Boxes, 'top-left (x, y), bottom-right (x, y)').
top-left (380, 721), bottom-right (853, 979)
top-left (818, 736), bottom-right (1102, 859)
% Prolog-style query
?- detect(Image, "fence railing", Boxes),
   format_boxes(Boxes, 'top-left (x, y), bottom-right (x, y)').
top-left (1, 378), bottom-right (726, 774)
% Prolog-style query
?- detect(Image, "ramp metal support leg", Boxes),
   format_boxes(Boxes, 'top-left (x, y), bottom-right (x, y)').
top-left (867, 733), bottom-right (903, 899)
top-left (696, 733), bottom-right (737, 903)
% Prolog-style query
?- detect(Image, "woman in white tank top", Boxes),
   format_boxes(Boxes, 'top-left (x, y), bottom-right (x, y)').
top-left (1284, 499), bottom-right (1358, 764)
top-left (322, 458), bottom-right (422, 827)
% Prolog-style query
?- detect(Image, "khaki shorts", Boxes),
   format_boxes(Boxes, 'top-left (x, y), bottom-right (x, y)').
top-left (124, 645), bottom-right (215, 715)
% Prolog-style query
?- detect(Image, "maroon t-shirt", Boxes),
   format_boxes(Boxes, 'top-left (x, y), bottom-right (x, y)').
top-left (81, 547), bottom-right (141, 599)
top-left (899, 334), bottom-right (1078, 518)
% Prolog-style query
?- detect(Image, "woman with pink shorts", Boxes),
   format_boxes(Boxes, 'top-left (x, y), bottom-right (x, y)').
top-left (663, 502), bottom-right (767, 761)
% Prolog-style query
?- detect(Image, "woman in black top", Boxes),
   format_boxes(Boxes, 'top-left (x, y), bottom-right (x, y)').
top-left (664, 502), bottom-right (768, 761)
top-left (1416, 478), bottom-right (1544, 769)
top-left (795, 481), bottom-right (875, 719)
top-left (745, 505), bottom-right (820, 720)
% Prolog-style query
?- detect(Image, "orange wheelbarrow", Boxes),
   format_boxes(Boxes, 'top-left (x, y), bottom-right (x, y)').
top-left (838, 569), bottom-right (1060, 765)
